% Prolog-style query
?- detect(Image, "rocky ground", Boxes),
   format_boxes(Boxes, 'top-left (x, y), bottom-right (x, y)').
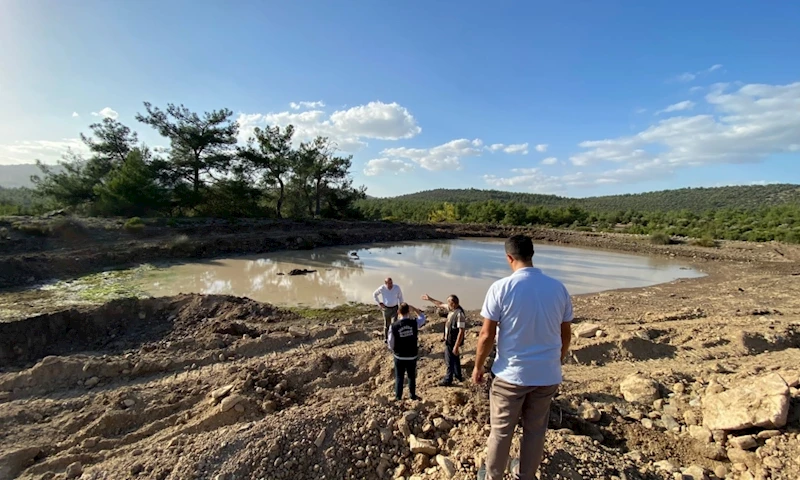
top-left (1, 219), bottom-right (800, 479)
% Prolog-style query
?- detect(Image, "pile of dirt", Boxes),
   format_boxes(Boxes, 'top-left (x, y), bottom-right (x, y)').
top-left (0, 294), bottom-right (298, 368)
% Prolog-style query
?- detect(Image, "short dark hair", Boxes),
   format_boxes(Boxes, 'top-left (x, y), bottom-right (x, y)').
top-left (448, 294), bottom-right (460, 306)
top-left (505, 235), bottom-right (534, 261)
top-left (399, 303), bottom-right (410, 315)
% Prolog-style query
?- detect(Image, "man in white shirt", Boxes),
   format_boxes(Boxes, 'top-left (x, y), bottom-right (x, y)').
top-left (472, 235), bottom-right (573, 480)
top-left (373, 277), bottom-right (404, 342)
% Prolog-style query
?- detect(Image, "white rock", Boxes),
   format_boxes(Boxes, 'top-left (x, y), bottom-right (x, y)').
top-left (123, 399), bottom-right (135, 408)
top-left (728, 435), bottom-right (757, 450)
top-left (702, 373), bottom-right (789, 431)
top-left (435, 455), bottom-right (457, 478)
top-left (579, 402), bottom-right (601, 422)
top-left (315, 428), bottom-right (326, 448)
top-left (574, 323), bottom-right (602, 338)
top-left (620, 373), bottom-right (661, 404)
top-left (688, 425), bottom-right (712, 443)
top-left (408, 435), bottom-right (437, 456)
top-left (288, 326), bottom-right (308, 338)
top-left (84, 377), bottom-right (100, 388)
top-left (65, 461), bottom-right (83, 479)
top-left (211, 385), bottom-right (234, 401)
top-left (682, 465), bottom-right (708, 480)
top-left (220, 394), bottom-right (245, 412)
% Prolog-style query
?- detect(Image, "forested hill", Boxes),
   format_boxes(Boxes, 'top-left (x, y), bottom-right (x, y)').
top-left (388, 184), bottom-right (800, 212)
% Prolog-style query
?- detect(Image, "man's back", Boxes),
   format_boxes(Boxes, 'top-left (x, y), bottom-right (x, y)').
top-left (481, 267), bottom-right (573, 387)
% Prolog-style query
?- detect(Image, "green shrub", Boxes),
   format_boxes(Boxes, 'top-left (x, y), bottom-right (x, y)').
top-left (124, 217), bottom-right (145, 233)
top-left (691, 236), bottom-right (718, 248)
top-left (649, 231), bottom-right (672, 245)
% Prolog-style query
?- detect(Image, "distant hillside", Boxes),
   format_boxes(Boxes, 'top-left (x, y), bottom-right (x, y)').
top-left (390, 185), bottom-right (800, 212)
top-left (0, 164), bottom-right (59, 188)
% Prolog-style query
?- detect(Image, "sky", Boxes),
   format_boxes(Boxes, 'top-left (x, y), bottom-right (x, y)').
top-left (1, 0), bottom-right (799, 198)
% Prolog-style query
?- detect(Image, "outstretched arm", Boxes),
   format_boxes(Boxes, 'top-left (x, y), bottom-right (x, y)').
top-left (421, 294), bottom-right (445, 307)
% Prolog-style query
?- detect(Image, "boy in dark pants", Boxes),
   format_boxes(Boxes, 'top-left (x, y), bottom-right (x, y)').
top-left (387, 303), bottom-right (427, 401)
top-left (422, 293), bottom-right (467, 386)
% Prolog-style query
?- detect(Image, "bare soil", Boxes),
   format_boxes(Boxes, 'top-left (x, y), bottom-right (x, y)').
top-left (1, 219), bottom-right (800, 479)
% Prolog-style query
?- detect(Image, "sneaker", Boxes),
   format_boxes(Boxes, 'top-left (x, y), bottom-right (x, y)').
top-left (455, 376), bottom-right (465, 382)
top-left (476, 464), bottom-right (486, 480)
top-left (410, 395), bottom-right (422, 401)
top-left (438, 379), bottom-right (453, 387)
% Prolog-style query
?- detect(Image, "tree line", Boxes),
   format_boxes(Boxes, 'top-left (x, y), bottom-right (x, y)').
top-left (392, 185), bottom-right (800, 214)
top-left (28, 102), bottom-right (365, 219)
top-left (356, 199), bottom-right (800, 243)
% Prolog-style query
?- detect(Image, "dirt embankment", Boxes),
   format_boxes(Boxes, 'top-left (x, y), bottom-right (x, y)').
top-left (1, 239), bottom-right (799, 479)
top-left (1, 216), bottom-right (796, 291)
top-left (0, 218), bottom-right (454, 289)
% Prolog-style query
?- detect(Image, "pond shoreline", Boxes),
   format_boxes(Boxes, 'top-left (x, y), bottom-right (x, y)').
top-left (0, 217), bottom-right (793, 292)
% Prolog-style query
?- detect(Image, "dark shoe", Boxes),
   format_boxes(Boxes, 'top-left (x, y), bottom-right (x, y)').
top-left (410, 395), bottom-right (422, 401)
top-left (455, 376), bottom-right (465, 382)
top-left (439, 379), bottom-right (453, 387)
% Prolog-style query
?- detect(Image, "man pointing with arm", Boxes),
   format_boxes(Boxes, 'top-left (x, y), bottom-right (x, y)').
top-left (473, 235), bottom-right (573, 480)
top-left (374, 277), bottom-right (404, 342)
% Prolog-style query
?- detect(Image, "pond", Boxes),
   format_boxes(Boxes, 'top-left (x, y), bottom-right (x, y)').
top-left (134, 238), bottom-right (705, 310)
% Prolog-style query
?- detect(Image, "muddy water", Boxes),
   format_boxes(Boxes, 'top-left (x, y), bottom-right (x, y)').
top-left (135, 239), bottom-right (704, 310)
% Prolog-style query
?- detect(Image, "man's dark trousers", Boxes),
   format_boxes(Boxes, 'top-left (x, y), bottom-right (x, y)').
top-left (394, 358), bottom-right (417, 399)
top-left (444, 343), bottom-right (463, 382)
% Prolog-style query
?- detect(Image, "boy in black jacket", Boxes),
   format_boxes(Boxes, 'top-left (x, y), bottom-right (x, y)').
top-left (387, 303), bottom-right (427, 401)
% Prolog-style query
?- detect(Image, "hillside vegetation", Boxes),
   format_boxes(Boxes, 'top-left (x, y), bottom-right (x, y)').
top-left (357, 185), bottom-right (800, 244)
top-left (390, 184), bottom-right (800, 212)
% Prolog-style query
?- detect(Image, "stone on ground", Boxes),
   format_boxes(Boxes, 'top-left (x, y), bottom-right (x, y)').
top-left (702, 373), bottom-right (790, 431)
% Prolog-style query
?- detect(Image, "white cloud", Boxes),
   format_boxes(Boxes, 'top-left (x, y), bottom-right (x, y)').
top-left (90, 107), bottom-right (119, 120)
top-left (0, 138), bottom-right (90, 165)
top-left (489, 79), bottom-right (800, 192)
top-left (541, 157), bottom-right (558, 165)
top-left (675, 72), bottom-right (697, 83)
top-left (380, 138), bottom-right (483, 171)
top-left (237, 101), bottom-right (421, 153)
top-left (290, 101), bottom-right (325, 110)
top-left (71, 112), bottom-right (79, 118)
top-left (656, 100), bottom-right (695, 115)
top-left (487, 143), bottom-right (529, 155)
top-left (363, 158), bottom-right (414, 176)
top-left (535, 144), bottom-right (548, 153)
top-left (670, 64), bottom-right (724, 83)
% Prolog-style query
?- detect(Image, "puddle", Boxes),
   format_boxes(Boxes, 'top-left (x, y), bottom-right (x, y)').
top-left (135, 239), bottom-right (705, 310)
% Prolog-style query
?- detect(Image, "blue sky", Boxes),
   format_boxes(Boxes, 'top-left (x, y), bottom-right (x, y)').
top-left (1, 0), bottom-right (799, 198)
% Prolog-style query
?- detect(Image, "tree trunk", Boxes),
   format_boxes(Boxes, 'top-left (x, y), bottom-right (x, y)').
top-left (276, 178), bottom-right (284, 219)
top-left (314, 178), bottom-right (322, 217)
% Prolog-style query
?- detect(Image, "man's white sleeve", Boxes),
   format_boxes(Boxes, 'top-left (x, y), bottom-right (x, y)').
top-left (373, 286), bottom-right (383, 305)
top-left (562, 287), bottom-right (574, 323)
top-left (480, 283), bottom-right (502, 322)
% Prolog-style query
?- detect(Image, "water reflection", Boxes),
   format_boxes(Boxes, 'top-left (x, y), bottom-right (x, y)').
top-left (138, 239), bottom-right (705, 309)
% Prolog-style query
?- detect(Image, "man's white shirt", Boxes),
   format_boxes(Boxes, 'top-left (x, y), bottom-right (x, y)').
top-left (373, 284), bottom-right (404, 307)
